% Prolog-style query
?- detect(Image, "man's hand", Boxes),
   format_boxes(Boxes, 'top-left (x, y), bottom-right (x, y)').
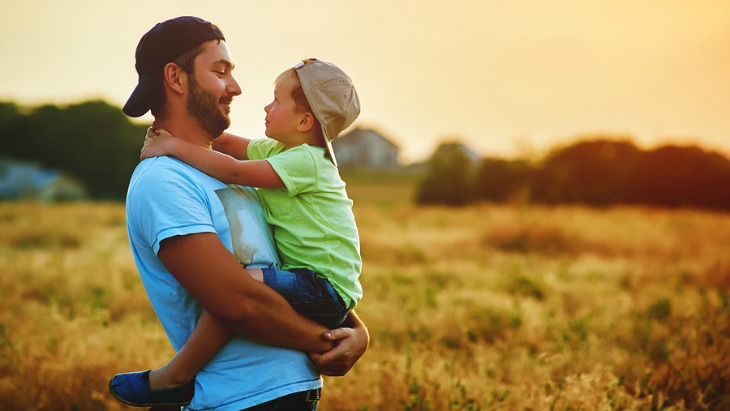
top-left (309, 311), bottom-right (369, 376)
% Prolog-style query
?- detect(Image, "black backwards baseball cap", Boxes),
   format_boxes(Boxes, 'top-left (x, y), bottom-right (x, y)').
top-left (123, 16), bottom-right (225, 117)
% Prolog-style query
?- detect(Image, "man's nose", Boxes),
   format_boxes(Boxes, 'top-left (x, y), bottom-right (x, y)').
top-left (227, 77), bottom-right (242, 96)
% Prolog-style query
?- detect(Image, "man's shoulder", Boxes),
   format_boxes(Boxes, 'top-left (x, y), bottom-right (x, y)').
top-left (133, 156), bottom-right (196, 177)
top-left (131, 157), bottom-right (214, 190)
top-left (127, 157), bottom-right (229, 214)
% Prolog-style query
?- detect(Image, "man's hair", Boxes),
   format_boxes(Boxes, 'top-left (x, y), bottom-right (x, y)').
top-left (149, 39), bottom-right (221, 118)
top-left (277, 68), bottom-right (313, 114)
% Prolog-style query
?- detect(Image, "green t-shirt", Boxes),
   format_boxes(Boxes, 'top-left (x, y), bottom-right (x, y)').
top-left (248, 138), bottom-right (362, 308)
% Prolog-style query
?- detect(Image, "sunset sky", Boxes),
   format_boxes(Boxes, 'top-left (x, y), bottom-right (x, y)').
top-left (1, 0), bottom-right (728, 163)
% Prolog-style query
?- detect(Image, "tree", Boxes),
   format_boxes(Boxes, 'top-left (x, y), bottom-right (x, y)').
top-left (625, 145), bottom-right (730, 210)
top-left (417, 142), bottom-right (479, 206)
top-left (476, 158), bottom-right (535, 203)
top-left (0, 100), bottom-right (148, 199)
top-left (531, 139), bottom-right (642, 206)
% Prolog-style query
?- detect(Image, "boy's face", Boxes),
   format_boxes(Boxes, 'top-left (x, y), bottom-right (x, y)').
top-left (264, 74), bottom-right (305, 145)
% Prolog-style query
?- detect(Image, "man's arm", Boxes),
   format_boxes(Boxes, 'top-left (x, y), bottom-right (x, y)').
top-left (158, 232), bottom-right (333, 353)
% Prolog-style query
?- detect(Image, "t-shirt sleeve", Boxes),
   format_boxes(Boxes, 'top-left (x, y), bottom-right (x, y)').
top-left (127, 162), bottom-right (216, 255)
top-left (265, 146), bottom-right (319, 196)
top-left (247, 138), bottom-right (286, 160)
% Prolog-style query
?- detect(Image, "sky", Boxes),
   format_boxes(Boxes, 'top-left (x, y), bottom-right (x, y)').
top-left (1, 0), bottom-right (729, 163)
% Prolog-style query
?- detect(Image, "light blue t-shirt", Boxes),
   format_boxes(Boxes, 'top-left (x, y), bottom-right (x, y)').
top-left (126, 156), bottom-right (321, 411)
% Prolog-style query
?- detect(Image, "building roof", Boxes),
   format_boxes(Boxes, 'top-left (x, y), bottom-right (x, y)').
top-left (334, 128), bottom-right (400, 150)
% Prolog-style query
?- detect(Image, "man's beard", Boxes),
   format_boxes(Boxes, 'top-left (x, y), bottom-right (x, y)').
top-left (186, 76), bottom-right (231, 138)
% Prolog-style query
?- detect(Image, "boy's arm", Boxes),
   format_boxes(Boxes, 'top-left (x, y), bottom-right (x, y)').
top-left (143, 129), bottom-right (284, 188)
top-left (212, 132), bottom-right (251, 160)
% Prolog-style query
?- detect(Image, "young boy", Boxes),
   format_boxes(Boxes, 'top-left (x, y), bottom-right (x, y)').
top-left (110, 58), bottom-right (363, 407)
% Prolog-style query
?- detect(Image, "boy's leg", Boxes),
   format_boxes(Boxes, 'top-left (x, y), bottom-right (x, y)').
top-left (110, 269), bottom-right (265, 405)
top-left (260, 267), bottom-right (349, 329)
top-left (148, 309), bottom-right (233, 389)
top-left (248, 268), bottom-right (264, 282)
top-left (148, 269), bottom-right (264, 389)
top-left (150, 266), bottom-right (349, 389)
top-left (148, 267), bottom-right (355, 389)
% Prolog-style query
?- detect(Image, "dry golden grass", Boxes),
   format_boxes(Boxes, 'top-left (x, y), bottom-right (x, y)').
top-left (1, 186), bottom-right (729, 410)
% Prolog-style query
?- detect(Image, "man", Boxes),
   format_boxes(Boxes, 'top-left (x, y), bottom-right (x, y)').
top-left (118, 16), bottom-right (368, 410)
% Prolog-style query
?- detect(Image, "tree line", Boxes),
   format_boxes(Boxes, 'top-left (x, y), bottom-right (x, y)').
top-left (0, 100), bottom-right (147, 200)
top-left (2, 99), bottom-right (729, 210)
top-left (418, 139), bottom-right (730, 211)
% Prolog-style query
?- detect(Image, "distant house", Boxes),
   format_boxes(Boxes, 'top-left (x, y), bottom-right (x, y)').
top-left (332, 128), bottom-right (400, 169)
top-left (0, 158), bottom-right (87, 202)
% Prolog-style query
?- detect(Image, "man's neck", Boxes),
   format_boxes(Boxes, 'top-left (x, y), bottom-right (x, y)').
top-left (155, 117), bottom-right (213, 148)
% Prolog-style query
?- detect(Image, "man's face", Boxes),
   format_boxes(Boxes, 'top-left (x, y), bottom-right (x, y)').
top-left (186, 41), bottom-right (241, 138)
top-left (187, 74), bottom-right (230, 138)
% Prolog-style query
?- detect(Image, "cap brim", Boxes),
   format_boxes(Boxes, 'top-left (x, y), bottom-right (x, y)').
top-left (122, 72), bottom-right (160, 117)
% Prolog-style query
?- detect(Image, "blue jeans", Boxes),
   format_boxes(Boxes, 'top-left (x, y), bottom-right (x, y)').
top-left (261, 268), bottom-right (349, 329)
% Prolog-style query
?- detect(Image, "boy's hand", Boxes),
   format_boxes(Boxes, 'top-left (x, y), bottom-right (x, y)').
top-left (140, 127), bottom-right (175, 160)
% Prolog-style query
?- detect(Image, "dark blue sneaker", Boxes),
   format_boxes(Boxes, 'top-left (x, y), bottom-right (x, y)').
top-left (109, 370), bottom-right (195, 407)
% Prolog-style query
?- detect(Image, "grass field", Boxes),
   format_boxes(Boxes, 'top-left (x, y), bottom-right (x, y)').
top-left (1, 174), bottom-right (729, 410)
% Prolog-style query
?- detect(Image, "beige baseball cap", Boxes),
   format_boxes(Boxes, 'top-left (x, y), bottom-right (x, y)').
top-left (295, 58), bottom-right (360, 167)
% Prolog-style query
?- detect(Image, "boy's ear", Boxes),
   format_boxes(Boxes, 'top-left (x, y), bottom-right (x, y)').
top-left (297, 112), bottom-right (316, 133)
top-left (162, 63), bottom-right (186, 96)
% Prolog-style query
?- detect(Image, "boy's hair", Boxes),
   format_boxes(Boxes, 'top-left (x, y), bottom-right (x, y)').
top-left (276, 68), bottom-right (314, 115)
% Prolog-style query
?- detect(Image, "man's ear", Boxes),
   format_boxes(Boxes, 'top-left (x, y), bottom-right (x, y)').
top-left (297, 112), bottom-right (316, 133)
top-left (162, 63), bottom-right (186, 96)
